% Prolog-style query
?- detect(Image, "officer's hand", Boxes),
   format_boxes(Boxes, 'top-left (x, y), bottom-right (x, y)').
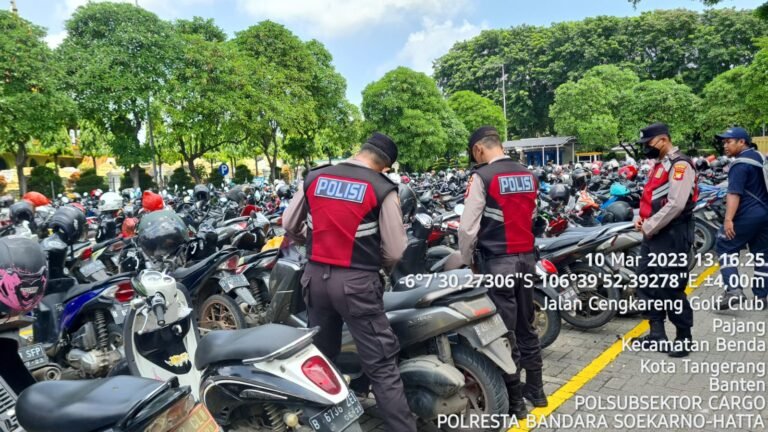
top-left (724, 219), bottom-right (736, 240)
top-left (634, 219), bottom-right (644, 232)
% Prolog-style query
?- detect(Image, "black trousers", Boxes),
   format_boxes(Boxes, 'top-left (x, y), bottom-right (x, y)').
top-left (636, 221), bottom-right (694, 331)
top-left (302, 262), bottom-right (416, 432)
top-left (480, 252), bottom-right (543, 383)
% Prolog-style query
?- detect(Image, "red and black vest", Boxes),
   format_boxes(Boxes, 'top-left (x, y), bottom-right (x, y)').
top-left (473, 158), bottom-right (538, 256)
top-left (303, 162), bottom-right (397, 271)
top-left (640, 154), bottom-right (698, 220)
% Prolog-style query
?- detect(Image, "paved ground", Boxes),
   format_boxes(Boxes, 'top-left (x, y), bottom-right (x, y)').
top-left (361, 256), bottom-right (768, 431)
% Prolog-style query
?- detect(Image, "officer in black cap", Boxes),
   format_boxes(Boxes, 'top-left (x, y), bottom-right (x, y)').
top-left (633, 122), bottom-right (698, 357)
top-left (283, 132), bottom-right (416, 431)
top-left (714, 127), bottom-right (768, 310)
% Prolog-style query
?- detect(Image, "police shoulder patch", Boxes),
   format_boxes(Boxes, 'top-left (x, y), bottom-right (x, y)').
top-left (672, 163), bottom-right (687, 181)
top-left (498, 174), bottom-right (535, 194)
top-left (314, 177), bottom-right (368, 203)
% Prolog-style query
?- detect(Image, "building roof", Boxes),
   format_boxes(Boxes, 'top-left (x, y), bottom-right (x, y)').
top-left (503, 136), bottom-right (576, 150)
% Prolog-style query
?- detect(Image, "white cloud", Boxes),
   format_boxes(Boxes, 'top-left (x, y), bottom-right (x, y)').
top-left (236, 0), bottom-right (469, 38)
top-left (395, 18), bottom-right (485, 74)
top-left (44, 30), bottom-right (67, 48)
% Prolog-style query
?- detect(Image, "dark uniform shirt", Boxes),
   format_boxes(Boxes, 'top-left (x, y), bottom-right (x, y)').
top-left (729, 148), bottom-right (768, 221)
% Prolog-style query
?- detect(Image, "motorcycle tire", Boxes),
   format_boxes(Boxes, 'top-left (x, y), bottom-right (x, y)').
top-left (533, 291), bottom-right (561, 349)
top-left (560, 263), bottom-right (618, 330)
top-left (198, 294), bottom-right (247, 333)
top-left (451, 344), bottom-right (509, 418)
top-left (693, 220), bottom-right (715, 257)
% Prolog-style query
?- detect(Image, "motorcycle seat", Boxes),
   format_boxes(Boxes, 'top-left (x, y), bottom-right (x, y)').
top-left (63, 273), bottom-right (131, 303)
top-left (195, 324), bottom-right (314, 370)
top-left (392, 269), bottom-right (472, 292)
top-left (536, 225), bottom-right (613, 252)
top-left (16, 376), bottom-right (164, 432)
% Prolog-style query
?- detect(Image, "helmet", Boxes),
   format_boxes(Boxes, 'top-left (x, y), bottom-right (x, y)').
top-left (549, 184), bottom-right (570, 202)
top-left (98, 192), bottom-right (123, 212)
top-left (717, 156), bottom-right (730, 167)
top-left (606, 159), bottom-right (620, 171)
top-left (226, 186), bottom-right (247, 205)
top-left (571, 168), bottom-right (590, 190)
top-left (48, 205), bottom-right (86, 245)
top-left (532, 168), bottom-right (547, 183)
top-left (610, 183), bottom-right (631, 197)
top-left (602, 201), bottom-right (634, 223)
top-left (710, 159), bottom-right (723, 170)
top-left (401, 175), bottom-right (411, 184)
top-left (695, 159), bottom-right (709, 171)
top-left (9, 201), bottom-right (34, 225)
top-left (121, 217), bottom-right (138, 238)
top-left (193, 184), bottom-right (210, 203)
top-left (574, 163), bottom-right (583, 169)
top-left (0, 195), bottom-right (13, 208)
top-left (618, 166), bottom-right (638, 181)
top-left (0, 236), bottom-right (47, 316)
top-left (640, 164), bottom-right (652, 175)
top-left (69, 202), bottom-right (86, 214)
top-left (142, 191), bottom-right (165, 213)
top-left (398, 184), bottom-right (418, 223)
top-left (22, 191), bottom-right (49, 207)
top-left (90, 189), bottom-right (103, 198)
top-left (706, 154), bottom-right (717, 163)
top-left (276, 185), bottom-right (292, 200)
top-left (137, 210), bottom-right (190, 260)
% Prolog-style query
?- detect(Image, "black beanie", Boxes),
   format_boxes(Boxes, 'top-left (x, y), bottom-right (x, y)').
top-left (363, 132), bottom-right (398, 165)
top-left (468, 126), bottom-right (500, 161)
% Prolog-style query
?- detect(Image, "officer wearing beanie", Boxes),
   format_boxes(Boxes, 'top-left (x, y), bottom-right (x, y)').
top-left (283, 133), bottom-right (416, 432)
top-left (459, 126), bottom-right (546, 418)
top-left (633, 123), bottom-right (698, 358)
top-left (714, 127), bottom-right (768, 310)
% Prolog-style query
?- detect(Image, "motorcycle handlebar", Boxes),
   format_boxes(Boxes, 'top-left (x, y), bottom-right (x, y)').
top-left (151, 294), bottom-right (166, 326)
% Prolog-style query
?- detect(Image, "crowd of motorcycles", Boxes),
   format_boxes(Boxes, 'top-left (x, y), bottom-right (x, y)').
top-left (0, 154), bottom-right (730, 432)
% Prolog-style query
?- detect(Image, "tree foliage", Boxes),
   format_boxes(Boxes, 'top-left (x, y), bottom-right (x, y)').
top-left (27, 166), bottom-right (64, 197)
top-left (74, 168), bottom-right (107, 194)
top-left (362, 67), bottom-right (468, 170)
top-left (168, 167), bottom-right (194, 190)
top-left (447, 91), bottom-right (507, 140)
top-left (233, 164), bottom-right (252, 184)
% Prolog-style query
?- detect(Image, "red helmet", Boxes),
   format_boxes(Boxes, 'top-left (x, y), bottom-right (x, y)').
top-left (618, 165), bottom-right (638, 181)
top-left (22, 191), bottom-right (50, 207)
top-left (121, 217), bottom-right (138, 238)
top-left (142, 191), bottom-right (164, 213)
top-left (706, 154), bottom-right (717, 163)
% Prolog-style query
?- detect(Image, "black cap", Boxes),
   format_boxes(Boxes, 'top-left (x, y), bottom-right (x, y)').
top-left (468, 126), bottom-right (501, 162)
top-left (636, 123), bottom-right (670, 144)
top-left (362, 132), bottom-right (397, 165)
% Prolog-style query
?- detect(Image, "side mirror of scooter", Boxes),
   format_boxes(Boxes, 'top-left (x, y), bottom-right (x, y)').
top-left (454, 204), bottom-right (464, 216)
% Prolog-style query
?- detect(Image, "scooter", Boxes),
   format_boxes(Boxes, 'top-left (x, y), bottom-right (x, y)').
top-left (123, 270), bottom-right (363, 432)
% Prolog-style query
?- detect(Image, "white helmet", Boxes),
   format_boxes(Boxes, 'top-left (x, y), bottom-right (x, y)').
top-left (98, 192), bottom-right (123, 212)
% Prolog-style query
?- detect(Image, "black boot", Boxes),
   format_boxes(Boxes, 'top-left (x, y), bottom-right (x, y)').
top-left (522, 369), bottom-right (548, 407)
top-left (668, 328), bottom-right (692, 358)
top-left (631, 320), bottom-right (668, 352)
top-left (507, 380), bottom-right (528, 419)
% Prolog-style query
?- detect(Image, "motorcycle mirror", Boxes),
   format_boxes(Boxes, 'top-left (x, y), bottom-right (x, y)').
top-left (454, 204), bottom-right (465, 216)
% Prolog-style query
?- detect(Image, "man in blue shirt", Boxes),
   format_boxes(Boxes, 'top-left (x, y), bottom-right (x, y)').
top-left (715, 127), bottom-right (768, 310)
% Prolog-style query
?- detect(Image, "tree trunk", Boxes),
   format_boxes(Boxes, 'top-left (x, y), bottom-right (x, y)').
top-left (15, 142), bottom-right (27, 195)
top-left (187, 157), bottom-right (201, 184)
top-left (327, 152), bottom-right (333, 165)
top-left (92, 155), bottom-right (97, 170)
top-left (53, 153), bottom-right (60, 173)
top-left (131, 164), bottom-right (140, 189)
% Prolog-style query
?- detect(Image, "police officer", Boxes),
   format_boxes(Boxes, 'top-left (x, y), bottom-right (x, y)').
top-left (714, 127), bottom-right (768, 310)
top-left (458, 126), bottom-right (545, 418)
top-left (633, 123), bottom-right (698, 358)
top-left (282, 133), bottom-right (416, 432)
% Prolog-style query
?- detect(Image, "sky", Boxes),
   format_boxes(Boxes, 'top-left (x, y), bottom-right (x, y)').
top-left (14, 0), bottom-right (765, 106)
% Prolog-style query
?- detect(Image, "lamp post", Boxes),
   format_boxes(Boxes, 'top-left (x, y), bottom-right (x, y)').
top-left (10, 0), bottom-right (18, 14)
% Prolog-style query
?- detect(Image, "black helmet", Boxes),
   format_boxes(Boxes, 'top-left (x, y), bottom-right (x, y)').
top-left (398, 184), bottom-right (418, 223)
top-left (533, 215), bottom-right (547, 237)
top-left (602, 201), bottom-right (634, 223)
top-left (9, 201), bottom-right (34, 225)
top-left (226, 186), bottom-right (247, 205)
top-left (0, 195), bottom-right (13, 208)
top-left (0, 236), bottom-right (47, 316)
top-left (549, 184), bottom-right (570, 203)
top-left (717, 156), bottom-right (730, 167)
top-left (48, 205), bottom-right (86, 245)
top-left (276, 185), bottom-right (292, 199)
top-left (695, 159), bottom-right (709, 171)
top-left (571, 168), bottom-right (590, 190)
top-left (193, 184), bottom-right (210, 203)
top-left (710, 159), bottom-right (723, 170)
top-left (137, 210), bottom-right (190, 261)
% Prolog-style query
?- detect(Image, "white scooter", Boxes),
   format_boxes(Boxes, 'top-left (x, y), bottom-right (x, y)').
top-left (123, 270), bottom-right (363, 432)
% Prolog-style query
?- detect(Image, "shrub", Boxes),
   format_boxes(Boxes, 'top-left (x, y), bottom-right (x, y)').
top-left (73, 169), bottom-right (107, 194)
top-left (27, 166), bottom-right (64, 196)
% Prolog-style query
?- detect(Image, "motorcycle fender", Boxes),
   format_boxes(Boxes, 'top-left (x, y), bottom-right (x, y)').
top-left (455, 327), bottom-right (517, 375)
top-left (234, 287), bottom-right (258, 306)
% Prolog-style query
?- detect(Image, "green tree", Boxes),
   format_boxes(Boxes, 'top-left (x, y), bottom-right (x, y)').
top-left (362, 67), bottom-right (468, 171)
top-left (551, 66), bottom-right (640, 151)
top-left (700, 66), bottom-right (759, 140)
top-left (233, 164), bottom-right (252, 184)
top-left (0, 11), bottom-right (73, 193)
top-left (27, 166), bottom-right (63, 197)
top-left (207, 168), bottom-right (225, 187)
top-left (78, 121), bottom-right (112, 170)
top-left (57, 2), bottom-right (180, 187)
top-left (447, 91), bottom-right (507, 140)
top-left (168, 167), bottom-right (194, 190)
top-left (316, 102), bottom-right (363, 164)
top-left (617, 79), bottom-right (702, 146)
top-left (74, 168), bottom-right (107, 194)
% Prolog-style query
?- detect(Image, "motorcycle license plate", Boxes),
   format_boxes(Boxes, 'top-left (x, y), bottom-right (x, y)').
top-left (309, 393), bottom-right (363, 432)
top-left (704, 210), bottom-right (717, 221)
top-left (110, 303), bottom-right (130, 325)
top-left (472, 314), bottom-right (508, 346)
top-left (81, 260), bottom-right (106, 277)
top-left (171, 404), bottom-right (218, 432)
top-left (219, 274), bottom-right (249, 291)
top-left (559, 286), bottom-right (579, 307)
top-left (18, 343), bottom-right (47, 370)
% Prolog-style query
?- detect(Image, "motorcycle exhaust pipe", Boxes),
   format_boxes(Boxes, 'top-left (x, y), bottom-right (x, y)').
top-left (32, 364), bottom-right (62, 381)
